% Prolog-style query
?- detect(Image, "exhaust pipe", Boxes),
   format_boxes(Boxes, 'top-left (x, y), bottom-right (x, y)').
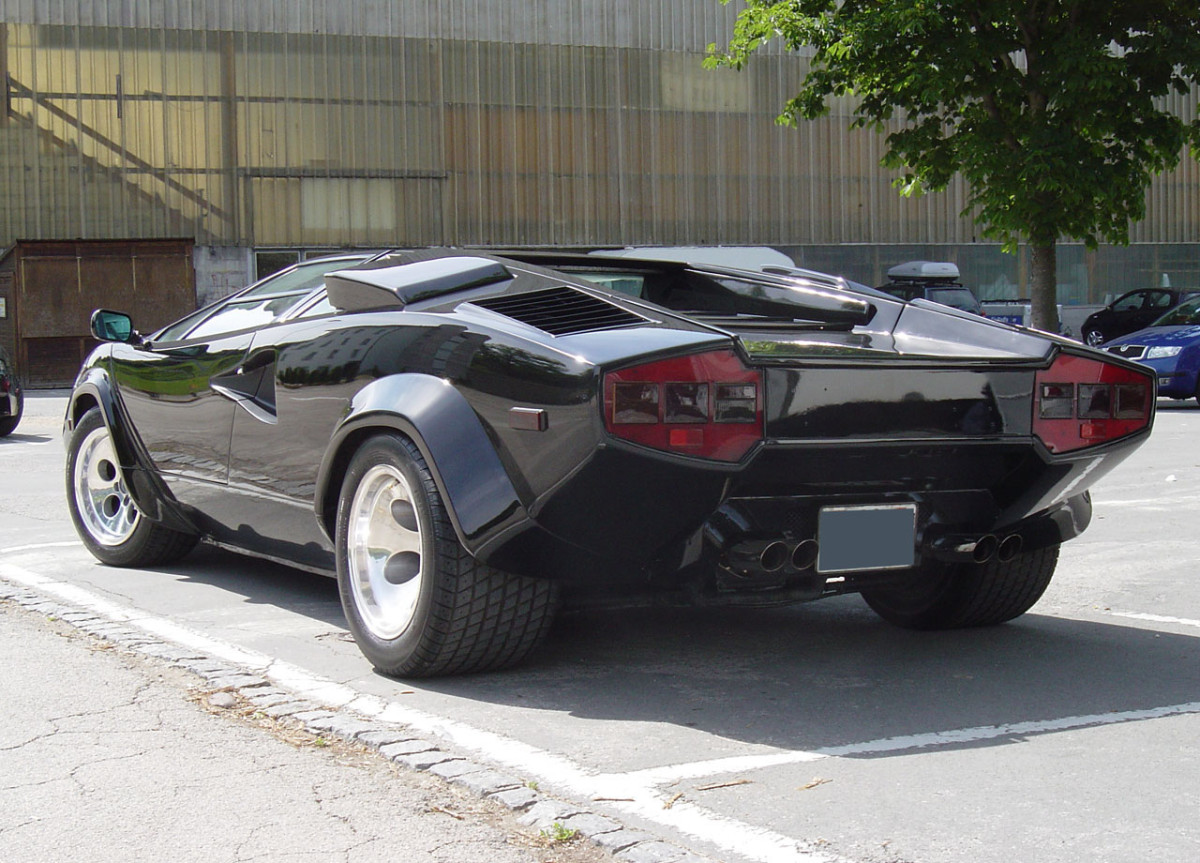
top-left (724, 538), bottom-right (818, 576)
top-left (927, 534), bottom-right (998, 564)
top-left (791, 539), bottom-right (819, 571)
top-left (726, 538), bottom-right (790, 575)
top-left (997, 534), bottom-right (1023, 562)
top-left (759, 541), bottom-right (789, 572)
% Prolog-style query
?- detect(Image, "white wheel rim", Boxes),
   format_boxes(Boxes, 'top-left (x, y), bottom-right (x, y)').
top-left (74, 425), bottom-right (140, 546)
top-left (348, 464), bottom-right (424, 640)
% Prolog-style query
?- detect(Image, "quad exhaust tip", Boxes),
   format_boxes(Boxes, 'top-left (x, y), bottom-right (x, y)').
top-left (929, 532), bottom-right (1024, 564)
top-left (736, 530), bottom-right (1024, 576)
top-left (759, 541), bottom-right (790, 572)
top-left (972, 535), bottom-right (998, 563)
top-left (791, 539), bottom-right (819, 571)
top-left (754, 539), bottom-right (821, 573)
top-left (997, 533), bottom-right (1023, 562)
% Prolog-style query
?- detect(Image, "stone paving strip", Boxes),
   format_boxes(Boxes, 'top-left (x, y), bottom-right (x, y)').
top-left (0, 580), bottom-right (713, 863)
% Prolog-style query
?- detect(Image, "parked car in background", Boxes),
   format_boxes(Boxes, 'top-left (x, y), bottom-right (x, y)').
top-left (66, 249), bottom-right (1155, 677)
top-left (1081, 287), bottom-right (1199, 347)
top-left (1103, 296), bottom-right (1200, 405)
top-left (0, 343), bottom-right (22, 436)
top-left (877, 261), bottom-right (984, 315)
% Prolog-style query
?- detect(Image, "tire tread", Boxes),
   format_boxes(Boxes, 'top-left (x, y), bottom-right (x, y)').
top-left (340, 434), bottom-right (558, 678)
top-left (862, 544), bottom-right (1059, 630)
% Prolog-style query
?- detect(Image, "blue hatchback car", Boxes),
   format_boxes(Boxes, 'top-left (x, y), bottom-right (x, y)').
top-left (1103, 296), bottom-right (1200, 405)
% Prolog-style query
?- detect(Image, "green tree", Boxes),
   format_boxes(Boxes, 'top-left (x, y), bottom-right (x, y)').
top-left (709, 1), bottom-right (1200, 331)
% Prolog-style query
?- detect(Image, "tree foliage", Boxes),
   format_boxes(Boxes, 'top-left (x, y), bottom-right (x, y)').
top-left (709, 1), bottom-right (1200, 329)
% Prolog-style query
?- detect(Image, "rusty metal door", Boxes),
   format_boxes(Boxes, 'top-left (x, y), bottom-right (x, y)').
top-left (10, 240), bottom-right (196, 388)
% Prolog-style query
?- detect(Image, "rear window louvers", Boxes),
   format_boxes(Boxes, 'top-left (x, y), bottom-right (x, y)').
top-left (472, 286), bottom-right (648, 336)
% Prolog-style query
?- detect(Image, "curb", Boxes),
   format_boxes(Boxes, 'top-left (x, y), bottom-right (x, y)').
top-left (0, 579), bottom-right (716, 863)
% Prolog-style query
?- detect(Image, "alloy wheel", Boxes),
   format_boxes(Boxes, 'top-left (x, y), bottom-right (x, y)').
top-left (73, 425), bottom-right (141, 546)
top-left (346, 463), bottom-right (425, 640)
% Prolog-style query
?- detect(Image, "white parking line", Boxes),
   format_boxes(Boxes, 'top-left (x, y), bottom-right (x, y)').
top-left (622, 701), bottom-right (1200, 786)
top-left (5, 553), bottom-right (1200, 863)
top-left (1108, 611), bottom-right (1200, 628)
top-left (0, 559), bottom-right (836, 863)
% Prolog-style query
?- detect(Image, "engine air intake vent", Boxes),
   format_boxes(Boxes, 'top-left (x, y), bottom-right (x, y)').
top-left (473, 287), bottom-right (648, 336)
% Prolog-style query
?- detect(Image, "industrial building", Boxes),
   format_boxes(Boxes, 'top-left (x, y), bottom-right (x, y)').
top-left (3, 1), bottom-right (1199, 382)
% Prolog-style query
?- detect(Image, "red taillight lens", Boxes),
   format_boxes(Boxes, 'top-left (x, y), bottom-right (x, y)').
top-left (603, 349), bottom-right (763, 462)
top-left (1033, 353), bottom-right (1153, 453)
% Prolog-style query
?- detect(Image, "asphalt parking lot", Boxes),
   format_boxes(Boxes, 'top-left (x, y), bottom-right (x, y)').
top-left (3, 391), bottom-right (1198, 863)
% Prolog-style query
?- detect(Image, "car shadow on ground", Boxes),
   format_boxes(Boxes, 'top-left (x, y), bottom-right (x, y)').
top-left (1156, 398), bottom-right (1198, 411)
top-left (423, 599), bottom-right (1200, 757)
top-left (157, 545), bottom-right (1200, 759)
top-left (0, 431), bottom-right (55, 444)
top-left (160, 544), bottom-right (348, 629)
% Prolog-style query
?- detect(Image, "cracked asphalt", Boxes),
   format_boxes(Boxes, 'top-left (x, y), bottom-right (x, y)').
top-left (0, 599), bottom-right (611, 863)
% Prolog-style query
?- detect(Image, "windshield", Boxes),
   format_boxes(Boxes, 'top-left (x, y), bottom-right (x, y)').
top-left (1152, 298), bottom-right (1200, 327)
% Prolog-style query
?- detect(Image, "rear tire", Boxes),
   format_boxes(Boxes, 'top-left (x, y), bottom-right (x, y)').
top-left (861, 544), bottom-right (1059, 629)
top-left (66, 407), bottom-right (198, 567)
top-left (335, 433), bottom-right (558, 677)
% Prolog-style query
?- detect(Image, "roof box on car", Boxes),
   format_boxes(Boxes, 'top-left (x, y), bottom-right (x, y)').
top-left (887, 261), bottom-right (960, 281)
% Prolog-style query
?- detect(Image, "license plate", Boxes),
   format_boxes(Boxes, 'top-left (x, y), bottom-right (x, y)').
top-left (817, 504), bottom-right (917, 573)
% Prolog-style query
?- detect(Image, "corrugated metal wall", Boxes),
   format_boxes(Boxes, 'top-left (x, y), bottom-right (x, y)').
top-left (1, 1), bottom-right (1198, 299)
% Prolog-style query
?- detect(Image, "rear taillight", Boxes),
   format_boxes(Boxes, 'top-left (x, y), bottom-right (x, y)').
top-left (603, 349), bottom-right (763, 462)
top-left (1033, 353), bottom-right (1153, 453)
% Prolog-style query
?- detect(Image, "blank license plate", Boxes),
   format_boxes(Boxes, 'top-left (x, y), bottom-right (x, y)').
top-left (817, 504), bottom-right (917, 574)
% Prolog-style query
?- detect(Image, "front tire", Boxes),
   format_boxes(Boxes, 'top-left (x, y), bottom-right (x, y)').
top-left (335, 434), bottom-right (558, 677)
top-left (1083, 328), bottom-right (1105, 347)
top-left (66, 408), bottom-right (198, 566)
top-left (861, 544), bottom-right (1059, 629)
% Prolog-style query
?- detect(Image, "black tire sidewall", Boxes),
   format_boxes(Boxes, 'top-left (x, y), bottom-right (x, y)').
top-left (860, 561), bottom-right (961, 629)
top-left (334, 434), bottom-right (441, 674)
top-left (862, 545), bottom-right (1058, 629)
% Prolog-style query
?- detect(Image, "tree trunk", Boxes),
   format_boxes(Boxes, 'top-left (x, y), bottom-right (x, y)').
top-left (1029, 243), bottom-right (1058, 333)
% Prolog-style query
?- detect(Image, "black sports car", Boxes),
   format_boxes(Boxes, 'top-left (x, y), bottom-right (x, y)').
top-left (65, 249), bottom-right (1155, 677)
top-left (0, 342), bottom-right (22, 437)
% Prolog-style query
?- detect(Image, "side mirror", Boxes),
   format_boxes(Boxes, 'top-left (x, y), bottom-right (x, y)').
top-left (90, 309), bottom-right (137, 343)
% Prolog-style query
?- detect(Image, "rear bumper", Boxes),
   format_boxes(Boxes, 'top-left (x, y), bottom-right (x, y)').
top-left (485, 431), bottom-right (1137, 585)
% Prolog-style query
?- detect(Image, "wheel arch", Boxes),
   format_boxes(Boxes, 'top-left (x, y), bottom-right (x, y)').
top-left (314, 374), bottom-right (532, 561)
top-left (67, 368), bottom-right (198, 535)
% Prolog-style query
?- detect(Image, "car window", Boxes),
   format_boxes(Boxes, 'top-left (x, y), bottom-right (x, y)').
top-left (154, 305), bottom-right (219, 342)
top-left (1112, 291), bottom-right (1146, 311)
top-left (572, 271), bottom-right (646, 297)
top-left (1147, 290), bottom-right (1174, 309)
top-left (880, 285), bottom-right (922, 302)
top-left (153, 255), bottom-right (369, 342)
top-left (240, 258), bottom-right (363, 297)
top-left (927, 287), bottom-right (982, 313)
top-left (183, 293), bottom-right (311, 340)
top-left (1153, 298), bottom-right (1200, 327)
top-left (291, 293), bottom-right (335, 319)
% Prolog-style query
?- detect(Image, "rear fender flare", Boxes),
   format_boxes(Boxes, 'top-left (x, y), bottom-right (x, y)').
top-left (315, 374), bottom-right (530, 559)
top-left (66, 367), bottom-right (198, 534)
